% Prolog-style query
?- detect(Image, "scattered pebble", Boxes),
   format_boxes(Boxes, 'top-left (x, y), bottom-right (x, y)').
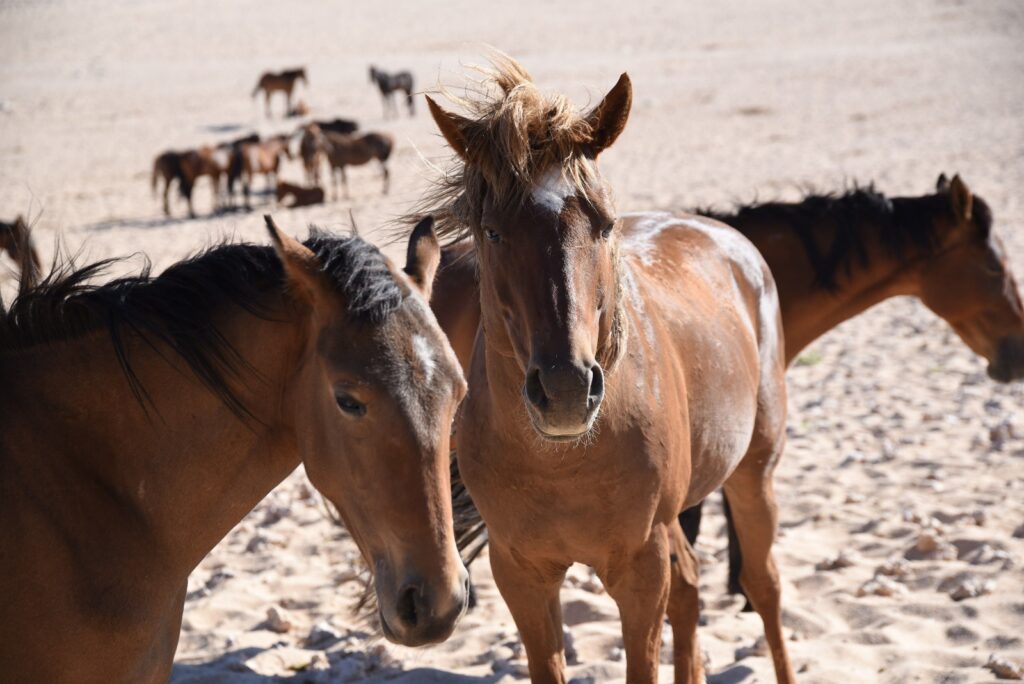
top-left (265, 606), bottom-right (293, 634)
top-left (815, 550), bottom-right (857, 571)
top-left (306, 622), bottom-right (342, 648)
top-left (857, 575), bottom-right (908, 598)
top-left (943, 575), bottom-right (995, 602)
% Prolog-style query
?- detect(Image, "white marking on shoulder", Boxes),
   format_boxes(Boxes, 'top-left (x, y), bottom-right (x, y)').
top-left (676, 216), bottom-right (765, 290)
top-left (531, 166), bottom-right (577, 215)
top-left (620, 211), bottom-right (675, 265)
top-left (412, 334), bottom-right (436, 385)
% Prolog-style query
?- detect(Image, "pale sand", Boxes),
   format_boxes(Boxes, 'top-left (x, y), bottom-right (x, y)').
top-left (1, 0), bottom-right (1022, 682)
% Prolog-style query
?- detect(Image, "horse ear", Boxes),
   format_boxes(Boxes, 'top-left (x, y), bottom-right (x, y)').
top-left (948, 174), bottom-right (973, 222)
top-left (936, 173), bottom-right (950, 192)
top-left (404, 216), bottom-right (441, 299)
top-left (585, 73), bottom-right (632, 156)
top-left (426, 96), bottom-right (471, 161)
top-left (264, 215), bottom-right (328, 312)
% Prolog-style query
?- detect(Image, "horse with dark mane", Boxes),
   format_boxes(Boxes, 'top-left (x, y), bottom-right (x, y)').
top-left (301, 125), bottom-right (393, 199)
top-left (253, 67), bottom-right (307, 117)
top-left (369, 65), bottom-right (414, 118)
top-left (421, 55), bottom-right (795, 683)
top-left (313, 117), bottom-right (359, 135)
top-left (0, 215), bottom-right (469, 680)
top-left (432, 174), bottom-right (1024, 620)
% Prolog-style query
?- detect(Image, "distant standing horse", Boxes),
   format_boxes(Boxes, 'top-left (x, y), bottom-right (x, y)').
top-left (320, 129), bottom-right (394, 199)
top-left (231, 134), bottom-right (293, 209)
top-left (0, 216), bottom-right (469, 681)
top-left (253, 67), bottom-right (307, 117)
top-left (369, 65), bottom-right (414, 118)
top-left (423, 56), bottom-right (795, 683)
top-left (0, 216), bottom-right (42, 293)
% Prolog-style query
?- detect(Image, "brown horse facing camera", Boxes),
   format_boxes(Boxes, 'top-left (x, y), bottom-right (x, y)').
top-left (434, 173), bottom-right (1024, 614)
top-left (0, 216), bottom-right (469, 682)
top-left (423, 56), bottom-right (794, 683)
top-left (252, 67), bottom-right (307, 117)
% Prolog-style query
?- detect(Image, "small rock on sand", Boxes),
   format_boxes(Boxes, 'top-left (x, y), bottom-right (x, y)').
top-left (265, 606), bottom-right (293, 634)
top-left (857, 575), bottom-right (908, 598)
top-left (942, 574), bottom-right (995, 601)
top-left (815, 550), bottom-right (857, 571)
top-left (306, 621), bottom-right (342, 648)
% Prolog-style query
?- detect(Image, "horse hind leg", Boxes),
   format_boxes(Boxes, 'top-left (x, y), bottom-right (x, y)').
top-left (380, 161), bottom-right (389, 195)
top-left (722, 437), bottom-right (796, 684)
top-left (667, 521), bottom-right (704, 684)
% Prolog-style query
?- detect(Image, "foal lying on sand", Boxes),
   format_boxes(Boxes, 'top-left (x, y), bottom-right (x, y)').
top-left (0, 216), bottom-right (468, 682)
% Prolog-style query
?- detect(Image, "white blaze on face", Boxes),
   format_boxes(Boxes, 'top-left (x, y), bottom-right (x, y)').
top-left (531, 166), bottom-right (577, 216)
top-left (412, 333), bottom-right (437, 386)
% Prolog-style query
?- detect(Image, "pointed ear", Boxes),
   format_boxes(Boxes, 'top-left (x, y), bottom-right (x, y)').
top-left (936, 173), bottom-right (950, 193)
top-left (948, 174), bottom-right (973, 222)
top-left (404, 216), bottom-right (441, 299)
top-left (426, 96), bottom-right (471, 161)
top-left (264, 215), bottom-right (327, 311)
top-left (585, 73), bottom-right (632, 156)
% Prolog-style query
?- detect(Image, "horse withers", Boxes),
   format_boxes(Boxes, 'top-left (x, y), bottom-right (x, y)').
top-left (0, 216), bottom-right (469, 681)
top-left (423, 56), bottom-right (795, 683)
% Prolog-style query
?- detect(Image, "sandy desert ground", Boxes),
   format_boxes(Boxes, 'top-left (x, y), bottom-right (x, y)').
top-left (2, 0), bottom-right (1023, 682)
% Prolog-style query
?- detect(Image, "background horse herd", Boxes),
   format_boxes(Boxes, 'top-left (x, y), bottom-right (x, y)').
top-left (1, 2), bottom-right (1022, 682)
top-left (151, 65), bottom-right (410, 218)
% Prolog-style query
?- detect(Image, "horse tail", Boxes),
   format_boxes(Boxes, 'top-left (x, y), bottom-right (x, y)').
top-left (227, 146), bottom-right (243, 195)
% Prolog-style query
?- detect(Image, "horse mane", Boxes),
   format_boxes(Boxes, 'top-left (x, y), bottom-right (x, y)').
top-left (696, 184), bottom-right (991, 291)
top-left (0, 231), bottom-right (403, 418)
top-left (413, 54), bottom-right (601, 242)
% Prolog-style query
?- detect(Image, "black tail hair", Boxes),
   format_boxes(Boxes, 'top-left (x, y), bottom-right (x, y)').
top-left (720, 494), bottom-right (753, 611)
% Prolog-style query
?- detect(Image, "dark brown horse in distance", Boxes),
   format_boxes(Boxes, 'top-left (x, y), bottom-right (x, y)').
top-left (0, 216), bottom-right (42, 311)
top-left (275, 181), bottom-right (324, 208)
top-left (424, 55), bottom-right (795, 683)
top-left (253, 67), bottom-right (307, 117)
top-left (369, 65), bottom-right (414, 118)
top-left (0, 215), bottom-right (469, 681)
top-left (300, 124), bottom-right (393, 198)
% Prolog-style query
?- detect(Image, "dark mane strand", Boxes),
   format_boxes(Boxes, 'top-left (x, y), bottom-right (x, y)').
top-left (0, 230), bottom-right (403, 419)
top-left (698, 185), bottom-right (950, 291)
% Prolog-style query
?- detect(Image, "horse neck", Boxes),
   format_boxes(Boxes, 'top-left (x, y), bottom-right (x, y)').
top-left (748, 209), bottom-right (927, 364)
top-left (0, 302), bottom-right (306, 582)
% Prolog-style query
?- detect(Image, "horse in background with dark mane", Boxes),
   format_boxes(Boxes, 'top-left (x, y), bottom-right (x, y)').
top-left (369, 65), bottom-right (414, 118)
top-left (253, 68), bottom-right (307, 117)
top-left (0, 216), bottom-right (42, 306)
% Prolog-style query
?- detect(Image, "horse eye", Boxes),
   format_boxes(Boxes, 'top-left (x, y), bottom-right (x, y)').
top-left (335, 392), bottom-right (367, 417)
top-left (485, 228), bottom-right (502, 244)
top-left (601, 221), bottom-right (615, 239)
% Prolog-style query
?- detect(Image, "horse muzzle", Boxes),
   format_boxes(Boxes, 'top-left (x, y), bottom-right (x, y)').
top-left (523, 358), bottom-right (605, 440)
top-left (377, 566), bottom-right (469, 647)
top-left (988, 335), bottom-right (1024, 383)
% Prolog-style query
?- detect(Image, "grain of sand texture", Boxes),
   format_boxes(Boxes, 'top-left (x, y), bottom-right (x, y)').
top-left (2, 1), bottom-right (1023, 682)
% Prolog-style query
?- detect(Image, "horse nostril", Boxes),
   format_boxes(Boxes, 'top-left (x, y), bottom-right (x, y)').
top-left (588, 364), bottom-right (605, 409)
top-left (396, 584), bottom-right (419, 628)
top-left (525, 367), bottom-right (548, 409)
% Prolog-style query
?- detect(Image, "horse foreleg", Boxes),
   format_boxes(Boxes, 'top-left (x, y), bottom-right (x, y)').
top-left (340, 166), bottom-right (349, 199)
top-left (380, 161), bottom-right (389, 195)
top-left (601, 528), bottom-right (672, 684)
top-left (722, 440), bottom-right (796, 684)
top-left (667, 521), bottom-right (704, 684)
top-left (162, 180), bottom-right (171, 216)
top-left (489, 541), bottom-right (570, 684)
top-left (264, 91), bottom-right (271, 118)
